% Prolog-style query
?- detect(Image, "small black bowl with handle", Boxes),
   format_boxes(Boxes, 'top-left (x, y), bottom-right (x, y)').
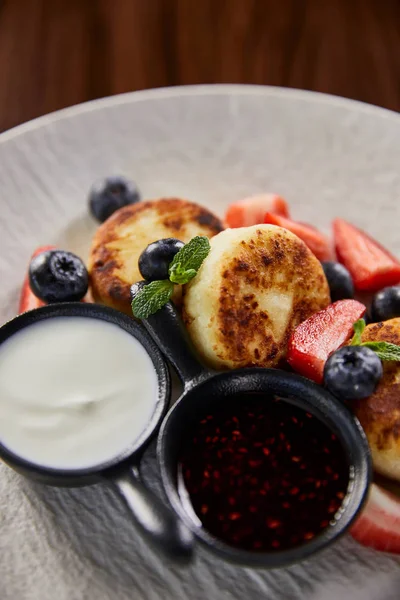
top-left (138, 300), bottom-right (372, 568)
top-left (0, 302), bottom-right (193, 563)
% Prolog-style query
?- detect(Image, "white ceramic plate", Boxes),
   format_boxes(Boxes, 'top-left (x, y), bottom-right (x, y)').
top-left (1, 85), bottom-right (399, 600)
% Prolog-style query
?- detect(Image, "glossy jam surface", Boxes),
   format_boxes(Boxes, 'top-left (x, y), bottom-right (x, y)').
top-left (0, 317), bottom-right (158, 470)
top-left (178, 394), bottom-right (350, 552)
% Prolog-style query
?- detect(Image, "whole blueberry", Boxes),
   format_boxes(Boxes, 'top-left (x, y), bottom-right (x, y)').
top-left (139, 238), bottom-right (184, 281)
top-left (322, 261), bottom-right (354, 302)
top-left (29, 250), bottom-right (89, 303)
top-left (370, 286), bottom-right (400, 323)
top-left (324, 346), bottom-right (383, 401)
top-left (89, 176), bottom-right (140, 222)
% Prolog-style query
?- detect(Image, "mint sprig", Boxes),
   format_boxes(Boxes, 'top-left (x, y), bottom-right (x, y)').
top-left (132, 280), bottom-right (174, 319)
top-left (350, 319), bottom-right (400, 362)
top-left (350, 319), bottom-right (366, 346)
top-left (169, 236), bottom-right (210, 284)
top-left (361, 342), bottom-right (400, 362)
top-left (131, 236), bottom-right (210, 319)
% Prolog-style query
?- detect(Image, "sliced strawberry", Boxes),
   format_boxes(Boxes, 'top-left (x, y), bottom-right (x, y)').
top-left (333, 219), bottom-right (400, 292)
top-left (225, 194), bottom-right (290, 228)
top-left (18, 246), bottom-right (56, 314)
top-left (287, 299), bottom-right (366, 383)
top-left (19, 283), bottom-right (46, 313)
top-left (264, 213), bottom-right (333, 261)
top-left (350, 483), bottom-right (400, 554)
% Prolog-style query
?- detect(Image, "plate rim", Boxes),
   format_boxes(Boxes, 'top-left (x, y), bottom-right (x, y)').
top-left (1, 84), bottom-right (400, 146)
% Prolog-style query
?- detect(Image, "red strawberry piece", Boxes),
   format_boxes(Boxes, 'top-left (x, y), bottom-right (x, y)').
top-left (225, 194), bottom-right (289, 228)
top-left (18, 246), bottom-right (56, 314)
top-left (18, 283), bottom-right (46, 314)
top-left (264, 213), bottom-right (333, 261)
top-left (333, 218), bottom-right (400, 292)
top-left (350, 483), bottom-right (400, 554)
top-left (287, 299), bottom-right (366, 383)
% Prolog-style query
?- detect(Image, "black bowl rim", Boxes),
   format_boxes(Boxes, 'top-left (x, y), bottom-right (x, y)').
top-left (157, 368), bottom-right (372, 568)
top-left (0, 302), bottom-right (171, 479)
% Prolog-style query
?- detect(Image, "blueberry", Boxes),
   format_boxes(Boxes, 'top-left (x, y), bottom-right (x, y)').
top-left (321, 261), bottom-right (354, 302)
top-left (29, 250), bottom-right (89, 303)
top-left (139, 238), bottom-right (184, 281)
top-left (324, 346), bottom-right (382, 401)
top-left (89, 176), bottom-right (140, 222)
top-left (370, 286), bottom-right (400, 323)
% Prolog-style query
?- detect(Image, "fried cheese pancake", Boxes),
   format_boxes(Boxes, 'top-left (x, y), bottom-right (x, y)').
top-left (353, 318), bottom-right (400, 482)
top-left (183, 225), bottom-right (330, 370)
top-left (88, 198), bottom-right (223, 314)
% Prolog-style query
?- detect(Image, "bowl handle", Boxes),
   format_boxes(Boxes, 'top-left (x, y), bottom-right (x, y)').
top-left (139, 300), bottom-right (213, 389)
top-left (107, 466), bottom-right (194, 564)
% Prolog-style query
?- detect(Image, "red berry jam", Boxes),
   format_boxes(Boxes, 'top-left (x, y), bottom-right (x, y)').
top-left (177, 394), bottom-right (351, 552)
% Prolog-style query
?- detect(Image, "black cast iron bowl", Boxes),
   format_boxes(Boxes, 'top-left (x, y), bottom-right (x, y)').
top-left (139, 301), bottom-right (373, 569)
top-left (0, 299), bottom-right (372, 569)
top-left (0, 302), bottom-right (193, 563)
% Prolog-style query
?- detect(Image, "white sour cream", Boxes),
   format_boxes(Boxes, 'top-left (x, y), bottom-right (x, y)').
top-left (0, 317), bottom-right (159, 470)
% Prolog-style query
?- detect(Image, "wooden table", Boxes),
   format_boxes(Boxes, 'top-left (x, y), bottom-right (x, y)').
top-left (0, 0), bottom-right (399, 132)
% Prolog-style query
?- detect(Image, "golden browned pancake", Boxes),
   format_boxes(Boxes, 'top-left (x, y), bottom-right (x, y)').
top-left (182, 225), bottom-right (330, 370)
top-left (353, 318), bottom-right (400, 482)
top-left (88, 198), bottom-right (223, 314)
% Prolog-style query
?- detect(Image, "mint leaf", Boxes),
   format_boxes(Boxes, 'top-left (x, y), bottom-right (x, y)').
top-left (361, 342), bottom-right (400, 362)
top-left (169, 236), bottom-right (210, 284)
top-left (351, 319), bottom-right (366, 345)
top-left (348, 318), bottom-right (400, 362)
top-left (131, 280), bottom-right (174, 319)
top-left (168, 265), bottom-right (197, 285)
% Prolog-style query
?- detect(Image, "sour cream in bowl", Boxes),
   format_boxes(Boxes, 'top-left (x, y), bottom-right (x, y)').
top-left (0, 303), bottom-right (193, 562)
top-left (0, 314), bottom-right (159, 470)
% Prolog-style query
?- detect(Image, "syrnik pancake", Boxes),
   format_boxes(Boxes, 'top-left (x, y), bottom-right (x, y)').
top-left (88, 198), bottom-right (223, 314)
top-left (183, 225), bottom-right (330, 370)
top-left (353, 318), bottom-right (400, 483)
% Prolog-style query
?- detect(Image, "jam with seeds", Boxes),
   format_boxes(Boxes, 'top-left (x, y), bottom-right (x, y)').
top-left (178, 394), bottom-right (350, 552)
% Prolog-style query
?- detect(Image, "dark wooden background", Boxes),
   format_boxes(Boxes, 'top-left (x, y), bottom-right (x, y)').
top-left (0, 0), bottom-right (399, 133)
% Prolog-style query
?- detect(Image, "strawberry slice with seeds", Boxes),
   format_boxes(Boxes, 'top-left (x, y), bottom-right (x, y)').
top-left (333, 219), bottom-right (400, 292)
top-left (287, 299), bottom-right (366, 383)
top-left (18, 246), bottom-right (56, 314)
top-left (225, 194), bottom-right (289, 228)
top-left (350, 483), bottom-right (400, 554)
top-left (264, 213), bottom-right (333, 261)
